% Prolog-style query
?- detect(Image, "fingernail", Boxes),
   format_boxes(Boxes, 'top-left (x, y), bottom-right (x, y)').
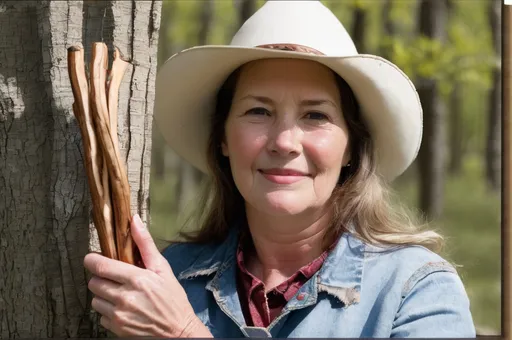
top-left (134, 214), bottom-right (145, 229)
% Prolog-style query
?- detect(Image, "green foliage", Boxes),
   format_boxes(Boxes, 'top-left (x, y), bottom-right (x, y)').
top-left (210, 1), bottom-right (237, 45)
top-left (390, 0), bottom-right (418, 35)
top-left (371, 0), bottom-right (495, 97)
top-left (322, 0), bottom-right (353, 28)
top-left (168, 0), bottom-right (202, 49)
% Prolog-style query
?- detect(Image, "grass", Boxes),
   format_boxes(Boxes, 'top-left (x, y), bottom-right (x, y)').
top-left (149, 156), bottom-right (501, 334)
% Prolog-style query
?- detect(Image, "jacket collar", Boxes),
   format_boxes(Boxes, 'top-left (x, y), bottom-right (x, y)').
top-left (177, 226), bottom-right (365, 306)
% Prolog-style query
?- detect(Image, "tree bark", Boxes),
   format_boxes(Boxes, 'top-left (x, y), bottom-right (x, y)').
top-left (0, 0), bottom-right (161, 337)
top-left (486, 0), bottom-right (502, 191)
top-left (417, 0), bottom-right (447, 219)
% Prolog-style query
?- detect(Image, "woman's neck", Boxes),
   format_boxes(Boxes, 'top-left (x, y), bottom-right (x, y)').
top-left (244, 206), bottom-right (333, 289)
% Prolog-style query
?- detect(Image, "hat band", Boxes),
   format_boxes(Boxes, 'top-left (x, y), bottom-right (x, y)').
top-left (256, 43), bottom-right (324, 56)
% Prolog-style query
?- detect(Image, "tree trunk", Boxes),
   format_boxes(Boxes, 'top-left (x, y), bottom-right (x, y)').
top-left (486, 0), bottom-right (502, 191)
top-left (351, 4), bottom-right (367, 53)
top-left (175, 0), bottom-right (214, 211)
top-left (417, 0), bottom-right (447, 219)
top-left (448, 83), bottom-right (464, 174)
top-left (0, 1), bottom-right (161, 337)
top-left (446, 0), bottom-right (463, 175)
top-left (194, 0), bottom-right (212, 187)
top-left (380, 0), bottom-right (394, 60)
top-left (152, 0), bottom-right (175, 181)
top-left (237, 0), bottom-right (257, 29)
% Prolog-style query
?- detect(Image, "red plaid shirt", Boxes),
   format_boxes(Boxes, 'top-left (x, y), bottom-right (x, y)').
top-left (236, 237), bottom-right (333, 328)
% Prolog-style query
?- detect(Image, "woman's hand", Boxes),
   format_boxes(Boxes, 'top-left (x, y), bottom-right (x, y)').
top-left (83, 214), bottom-right (212, 338)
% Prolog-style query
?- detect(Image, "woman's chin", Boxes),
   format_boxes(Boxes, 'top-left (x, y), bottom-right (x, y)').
top-left (256, 194), bottom-right (309, 216)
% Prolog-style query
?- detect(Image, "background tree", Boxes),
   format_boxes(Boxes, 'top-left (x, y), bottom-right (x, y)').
top-left (237, 0), bottom-right (257, 29)
top-left (0, 1), bottom-right (161, 337)
top-left (176, 0), bottom-right (214, 213)
top-left (380, 0), bottom-right (394, 59)
top-left (486, 0), bottom-right (501, 191)
top-left (446, 0), bottom-right (463, 175)
top-left (416, 0), bottom-right (447, 219)
top-left (351, 1), bottom-right (367, 53)
top-left (153, 0), bottom-right (177, 180)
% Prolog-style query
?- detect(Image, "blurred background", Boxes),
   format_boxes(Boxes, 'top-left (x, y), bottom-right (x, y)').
top-left (148, 0), bottom-right (501, 335)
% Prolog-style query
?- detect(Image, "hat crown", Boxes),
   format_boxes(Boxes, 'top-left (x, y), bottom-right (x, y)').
top-left (230, 1), bottom-right (357, 56)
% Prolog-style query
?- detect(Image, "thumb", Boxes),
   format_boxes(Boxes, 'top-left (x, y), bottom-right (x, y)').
top-left (130, 214), bottom-right (167, 273)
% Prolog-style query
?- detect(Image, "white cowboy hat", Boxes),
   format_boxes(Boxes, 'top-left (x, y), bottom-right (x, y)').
top-left (154, 0), bottom-right (422, 181)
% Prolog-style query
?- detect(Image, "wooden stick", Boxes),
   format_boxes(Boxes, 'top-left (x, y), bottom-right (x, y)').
top-left (99, 44), bottom-right (115, 259)
top-left (67, 46), bottom-right (118, 260)
top-left (107, 47), bottom-right (129, 158)
top-left (89, 42), bottom-right (138, 265)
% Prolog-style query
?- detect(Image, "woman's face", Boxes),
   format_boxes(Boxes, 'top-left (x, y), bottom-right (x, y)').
top-left (222, 59), bottom-right (351, 216)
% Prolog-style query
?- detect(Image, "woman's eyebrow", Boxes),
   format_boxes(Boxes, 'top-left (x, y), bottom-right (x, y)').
top-left (238, 94), bottom-right (274, 105)
top-left (301, 99), bottom-right (337, 108)
top-left (238, 95), bottom-right (337, 108)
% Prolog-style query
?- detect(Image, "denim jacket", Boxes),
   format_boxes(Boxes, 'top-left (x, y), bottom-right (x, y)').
top-left (162, 229), bottom-right (476, 338)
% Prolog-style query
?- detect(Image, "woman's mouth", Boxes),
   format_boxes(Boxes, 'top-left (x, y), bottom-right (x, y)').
top-left (258, 168), bottom-right (309, 184)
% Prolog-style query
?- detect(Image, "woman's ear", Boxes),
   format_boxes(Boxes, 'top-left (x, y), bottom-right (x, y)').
top-left (221, 141), bottom-right (229, 157)
top-left (342, 151), bottom-right (351, 167)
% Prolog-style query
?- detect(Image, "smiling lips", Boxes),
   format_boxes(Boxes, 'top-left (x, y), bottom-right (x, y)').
top-left (258, 168), bottom-right (309, 184)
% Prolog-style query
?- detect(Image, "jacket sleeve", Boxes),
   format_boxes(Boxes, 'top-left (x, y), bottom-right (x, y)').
top-left (391, 262), bottom-right (477, 338)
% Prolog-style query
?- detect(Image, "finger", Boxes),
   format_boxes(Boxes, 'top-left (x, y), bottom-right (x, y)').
top-left (100, 315), bottom-right (112, 331)
top-left (130, 214), bottom-right (167, 272)
top-left (92, 296), bottom-right (115, 320)
top-left (84, 252), bottom-right (140, 284)
top-left (88, 275), bottom-right (122, 303)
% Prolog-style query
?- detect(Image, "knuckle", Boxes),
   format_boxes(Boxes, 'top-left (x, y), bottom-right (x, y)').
top-left (100, 315), bottom-right (108, 328)
top-left (130, 275), bottom-right (148, 290)
top-left (95, 262), bottom-right (109, 278)
top-left (87, 279), bottom-right (94, 291)
top-left (118, 293), bottom-right (136, 310)
top-left (111, 310), bottom-right (126, 325)
top-left (147, 270), bottom-right (162, 281)
top-left (87, 275), bottom-right (99, 291)
top-left (91, 297), bottom-right (98, 310)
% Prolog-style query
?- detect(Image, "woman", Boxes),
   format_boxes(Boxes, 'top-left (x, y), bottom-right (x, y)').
top-left (84, 1), bottom-right (476, 337)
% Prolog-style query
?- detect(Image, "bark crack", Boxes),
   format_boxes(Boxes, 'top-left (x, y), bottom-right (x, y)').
top-left (148, 0), bottom-right (154, 46)
top-left (138, 56), bottom-right (152, 215)
top-left (126, 0), bottom-right (136, 165)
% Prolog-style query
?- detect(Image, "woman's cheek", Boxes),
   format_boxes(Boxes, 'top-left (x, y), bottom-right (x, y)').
top-left (304, 133), bottom-right (347, 173)
top-left (227, 123), bottom-right (267, 174)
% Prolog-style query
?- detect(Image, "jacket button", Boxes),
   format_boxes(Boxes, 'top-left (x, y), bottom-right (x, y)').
top-left (297, 293), bottom-right (305, 301)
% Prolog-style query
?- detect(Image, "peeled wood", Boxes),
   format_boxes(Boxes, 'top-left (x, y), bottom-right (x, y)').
top-left (99, 44), bottom-right (115, 261)
top-left (68, 43), bottom-right (141, 266)
top-left (107, 47), bottom-right (129, 157)
top-left (67, 46), bottom-right (118, 260)
top-left (89, 42), bottom-right (138, 265)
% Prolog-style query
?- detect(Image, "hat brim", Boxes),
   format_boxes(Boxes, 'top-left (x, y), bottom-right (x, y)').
top-left (154, 46), bottom-right (422, 181)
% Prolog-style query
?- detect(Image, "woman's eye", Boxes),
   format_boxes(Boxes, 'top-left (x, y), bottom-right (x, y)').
top-left (305, 111), bottom-right (329, 121)
top-left (246, 107), bottom-right (270, 116)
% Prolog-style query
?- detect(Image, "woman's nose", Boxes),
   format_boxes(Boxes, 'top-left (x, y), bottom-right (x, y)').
top-left (266, 120), bottom-right (303, 156)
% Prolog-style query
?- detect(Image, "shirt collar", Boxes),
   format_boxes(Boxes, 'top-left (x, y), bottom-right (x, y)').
top-left (176, 225), bottom-right (365, 306)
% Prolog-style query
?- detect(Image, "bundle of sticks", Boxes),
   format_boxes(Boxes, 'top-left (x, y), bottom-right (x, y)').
top-left (67, 43), bottom-right (141, 266)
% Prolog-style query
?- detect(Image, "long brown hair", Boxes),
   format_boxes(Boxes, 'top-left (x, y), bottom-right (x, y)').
top-left (176, 63), bottom-right (443, 252)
